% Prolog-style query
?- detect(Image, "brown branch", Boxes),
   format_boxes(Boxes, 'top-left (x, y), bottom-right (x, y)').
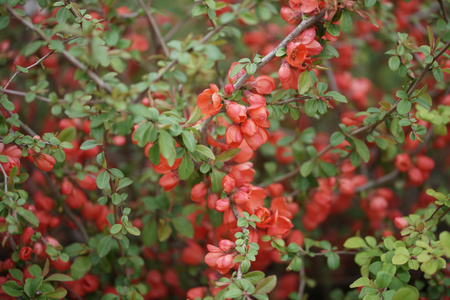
top-left (271, 96), bottom-right (311, 105)
top-left (298, 260), bottom-right (306, 300)
top-left (437, 0), bottom-right (449, 23)
top-left (137, 0), bottom-right (170, 57)
top-left (233, 10), bottom-right (326, 91)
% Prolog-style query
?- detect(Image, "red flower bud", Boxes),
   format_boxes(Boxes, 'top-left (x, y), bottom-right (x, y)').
top-left (233, 191), bottom-right (249, 206)
top-left (159, 171), bottom-right (179, 191)
top-left (222, 175), bottom-right (235, 193)
top-left (215, 198), bottom-right (230, 212)
top-left (394, 217), bottom-right (409, 230)
top-left (191, 182), bottom-right (208, 203)
top-left (19, 247), bottom-right (33, 261)
top-left (395, 153), bottom-right (411, 172)
top-left (33, 153), bottom-right (56, 172)
top-left (415, 155), bottom-right (435, 172)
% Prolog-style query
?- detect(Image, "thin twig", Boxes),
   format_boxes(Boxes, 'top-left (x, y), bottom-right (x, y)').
top-left (7, 6), bottom-right (113, 93)
top-left (2, 89), bottom-right (65, 103)
top-left (137, 0), bottom-right (170, 57)
top-left (1, 50), bottom-right (55, 96)
top-left (437, 0), bottom-right (449, 23)
top-left (298, 260), bottom-right (306, 300)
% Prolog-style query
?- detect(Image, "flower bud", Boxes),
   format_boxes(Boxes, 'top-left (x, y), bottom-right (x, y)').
top-left (159, 171), bottom-right (179, 191)
top-left (233, 191), bottom-right (249, 205)
top-left (222, 175), bottom-right (235, 193)
top-left (33, 153), bottom-right (56, 172)
top-left (219, 239), bottom-right (236, 252)
top-left (215, 198), bottom-right (230, 212)
top-left (191, 182), bottom-right (208, 203)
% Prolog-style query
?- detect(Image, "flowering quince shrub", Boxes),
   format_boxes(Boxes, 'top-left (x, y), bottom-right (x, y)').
top-left (0, 0), bottom-right (450, 299)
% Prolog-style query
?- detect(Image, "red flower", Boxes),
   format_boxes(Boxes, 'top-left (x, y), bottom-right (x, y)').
top-left (197, 84), bottom-right (223, 118)
top-left (286, 28), bottom-right (322, 68)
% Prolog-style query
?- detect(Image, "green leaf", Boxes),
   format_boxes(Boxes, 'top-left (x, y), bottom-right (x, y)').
top-left (0, 16), bottom-right (10, 30)
top-left (353, 138), bottom-right (370, 163)
top-left (97, 235), bottom-right (113, 258)
top-left (246, 63), bottom-right (257, 75)
top-left (96, 171), bottom-right (110, 189)
top-left (298, 71), bottom-right (312, 94)
top-left (125, 226), bottom-right (141, 236)
top-left (389, 56), bottom-right (401, 71)
top-left (374, 271), bottom-right (393, 289)
top-left (171, 216), bottom-right (194, 239)
top-left (178, 156), bottom-right (194, 180)
top-left (392, 286), bottom-right (419, 300)
top-left (215, 148), bottom-right (240, 162)
top-left (44, 287), bottom-right (68, 299)
top-left (349, 277), bottom-right (370, 288)
top-left (304, 99), bottom-right (318, 117)
top-left (254, 275), bottom-right (277, 295)
top-left (432, 67), bottom-right (443, 83)
top-left (159, 130), bottom-right (176, 166)
top-left (224, 287), bottom-right (243, 298)
top-left (110, 224), bottom-right (123, 235)
top-left (300, 160), bottom-right (314, 177)
top-left (17, 207), bottom-right (39, 227)
top-left (80, 140), bottom-right (100, 150)
top-left (44, 274), bottom-right (73, 282)
top-left (340, 10), bottom-right (353, 33)
top-left (70, 256), bottom-right (91, 280)
top-left (397, 99), bottom-right (412, 115)
top-left (330, 131), bottom-right (345, 146)
top-left (326, 91), bottom-right (348, 103)
top-left (1, 281), bottom-right (23, 297)
top-left (327, 252), bottom-right (340, 270)
top-left (181, 131), bottom-right (197, 152)
top-left (344, 237), bottom-right (367, 249)
top-left (211, 167), bottom-right (224, 193)
top-left (195, 145), bottom-right (215, 160)
top-left (242, 271), bottom-right (265, 285)
top-left (158, 222), bottom-right (172, 241)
